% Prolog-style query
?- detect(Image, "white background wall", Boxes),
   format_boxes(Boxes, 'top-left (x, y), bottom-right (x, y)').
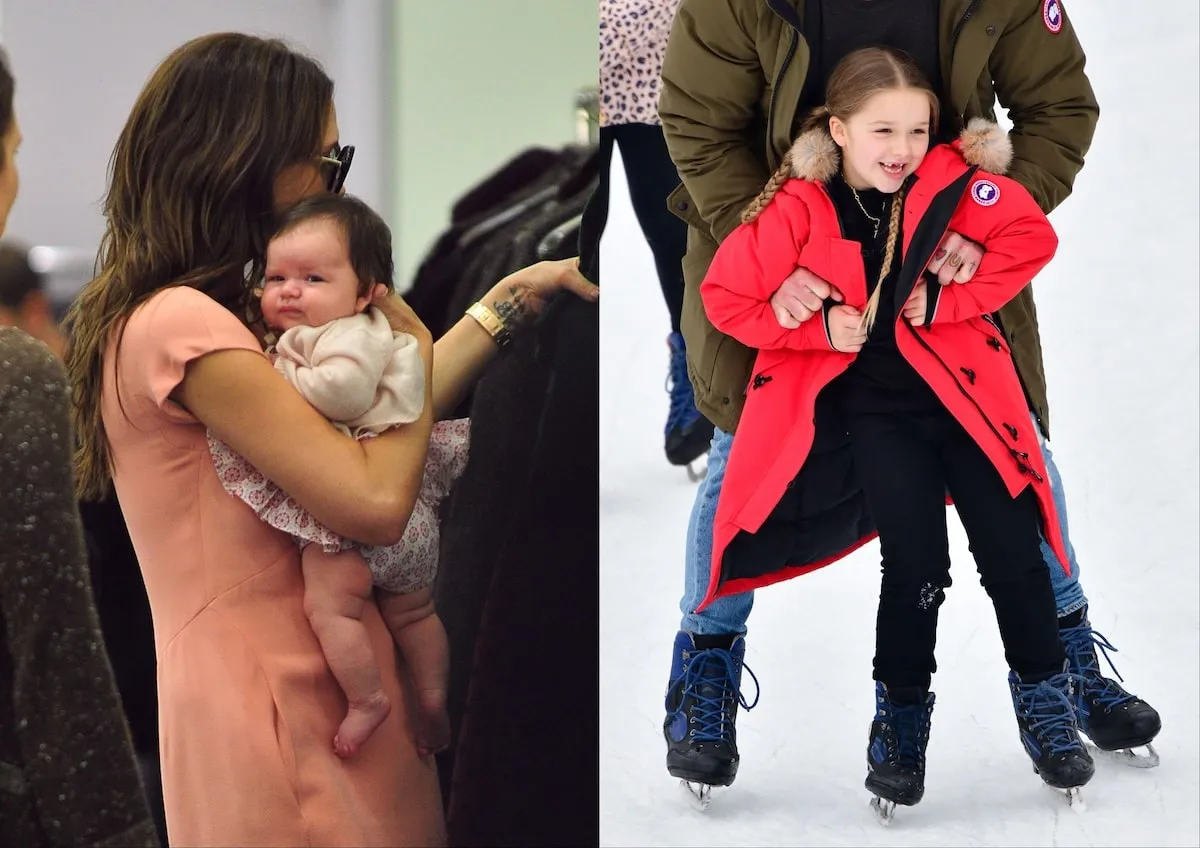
top-left (391, 0), bottom-right (596, 289)
top-left (2, 1), bottom-right (358, 252)
top-left (0, 0), bottom-right (597, 296)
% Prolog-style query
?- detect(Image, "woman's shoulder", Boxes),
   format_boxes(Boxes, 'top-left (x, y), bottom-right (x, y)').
top-left (128, 285), bottom-right (240, 330)
top-left (120, 286), bottom-right (257, 354)
top-left (109, 285), bottom-right (263, 416)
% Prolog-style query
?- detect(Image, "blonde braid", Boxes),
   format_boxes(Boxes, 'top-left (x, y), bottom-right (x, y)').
top-left (741, 152), bottom-right (794, 224)
top-left (861, 185), bottom-right (906, 332)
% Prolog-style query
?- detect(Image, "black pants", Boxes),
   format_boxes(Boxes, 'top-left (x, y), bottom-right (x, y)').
top-left (847, 407), bottom-right (1065, 691)
top-left (579, 123), bottom-right (687, 332)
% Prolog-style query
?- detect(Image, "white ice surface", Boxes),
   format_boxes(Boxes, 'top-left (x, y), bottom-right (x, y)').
top-left (599, 3), bottom-right (1200, 845)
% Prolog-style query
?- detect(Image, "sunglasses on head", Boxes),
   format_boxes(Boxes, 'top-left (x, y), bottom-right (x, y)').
top-left (318, 142), bottom-right (355, 193)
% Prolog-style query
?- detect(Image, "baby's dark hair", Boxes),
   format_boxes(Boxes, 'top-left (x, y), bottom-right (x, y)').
top-left (272, 193), bottom-right (394, 295)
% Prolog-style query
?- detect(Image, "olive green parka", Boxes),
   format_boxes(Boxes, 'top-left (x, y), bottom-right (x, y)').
top-left (659, 0), bottom-right (1098, 436)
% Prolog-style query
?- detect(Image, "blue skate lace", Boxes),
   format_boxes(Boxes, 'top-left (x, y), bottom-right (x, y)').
top-left (665, 336), bottom-right (701, 436)
top-left (886, 702), bottom-right (930, 766)
top-left (1014, 674), bottom-right (1087, 756)
top-left (1060, 622), bottom-right (1137, 712)
top-left (677, 648), bottom-right (760, 745)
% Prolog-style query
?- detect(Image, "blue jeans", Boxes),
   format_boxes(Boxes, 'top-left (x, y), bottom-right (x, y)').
top-left (679, 411), bottom-right (1087, 635)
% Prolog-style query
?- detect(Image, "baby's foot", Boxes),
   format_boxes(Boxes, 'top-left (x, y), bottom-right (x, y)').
top-left (333, 690), bottom-right (391, 759)
top-left (415, 690), bottom-right (450, 758)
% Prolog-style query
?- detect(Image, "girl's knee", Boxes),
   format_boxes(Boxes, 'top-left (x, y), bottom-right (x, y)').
top-left (880, 570), bottom-right (952, 611)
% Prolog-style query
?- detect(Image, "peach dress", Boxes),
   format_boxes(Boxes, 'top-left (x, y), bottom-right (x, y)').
top-left (101, 287), bottom-right (445, 847)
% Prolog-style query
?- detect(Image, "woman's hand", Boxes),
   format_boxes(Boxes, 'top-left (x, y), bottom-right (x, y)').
top-left (371, 285), bottom-right (432, 344)
top-left (427, 257), bottom-right (597, 419)
top-left (482, 257), bottom-right (599, 333)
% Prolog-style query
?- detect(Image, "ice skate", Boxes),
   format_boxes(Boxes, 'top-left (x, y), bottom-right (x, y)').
top-left (664, 332), bottom-right (715, 477)
top-left (864, 682), bottom-right (934, 825)
top-left (663, 631), bottom-right (759, 810)
top-left (1008, 669), bottom-right (1094, 807)
top-left (1060, 613), bottom-right (1161, 768)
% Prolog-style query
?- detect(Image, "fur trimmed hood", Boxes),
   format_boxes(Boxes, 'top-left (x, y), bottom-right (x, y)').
top-left (788, 117), bottom-right (1013, 182)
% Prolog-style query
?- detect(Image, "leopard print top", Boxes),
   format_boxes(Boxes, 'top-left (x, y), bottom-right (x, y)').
top-left (598, 0), bottom-right (681, 127)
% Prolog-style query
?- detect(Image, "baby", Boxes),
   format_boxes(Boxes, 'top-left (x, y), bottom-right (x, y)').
top-left (208, 193), bottom-right (467, 759)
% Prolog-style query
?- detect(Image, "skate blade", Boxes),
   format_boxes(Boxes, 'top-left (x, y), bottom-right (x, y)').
top-left (1062, 787), bottom-right (1086, 813)
top-left (1046, 784), bottom-right (1087, 813)
top-left (680, 779), bottom-right (713, 811)
top-left (1090, 741), bottom-right (1160, 769)
top-left (869, 795), bottom-right (896, 826)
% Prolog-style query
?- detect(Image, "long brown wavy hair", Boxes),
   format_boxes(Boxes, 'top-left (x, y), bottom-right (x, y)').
top-left (64, 33), bottom-right (334, 500)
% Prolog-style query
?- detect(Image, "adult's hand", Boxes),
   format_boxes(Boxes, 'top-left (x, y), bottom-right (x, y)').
top-left (370, 286), bottom-right (432, 343)
top-left (428, 258), bottom-right (597, 420)
top-left (482, 257), bottom-right (599, 330)
top-left (926, 230), bottom-right (985, 285)
top-left (769, 266), bottom-right (844, 328)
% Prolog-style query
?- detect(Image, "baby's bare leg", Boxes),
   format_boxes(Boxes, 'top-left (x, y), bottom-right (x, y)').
top-left (378, 586), bottom-right (450, 757)
top-left (302, 546), bottom-right (391, 759)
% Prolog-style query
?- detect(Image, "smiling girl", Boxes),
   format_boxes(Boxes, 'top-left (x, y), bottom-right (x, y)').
top-left (696, 47), bottom-right (1094, 817)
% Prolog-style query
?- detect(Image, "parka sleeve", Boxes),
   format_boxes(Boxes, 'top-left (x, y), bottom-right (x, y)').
top-left (700, 191), bottom-right (833, 352)
top-left (0, 330), bottom-right (159, 847)
top-left (659, 0), bottom-right (772, 243)
top-left (926, 178), bottom-right (1059, 325)
top-left (988, 0), bottom-right (1099, 213)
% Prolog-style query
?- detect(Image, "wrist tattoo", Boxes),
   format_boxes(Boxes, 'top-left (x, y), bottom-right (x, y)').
top-left (493, 285), bottom-right (534, 329)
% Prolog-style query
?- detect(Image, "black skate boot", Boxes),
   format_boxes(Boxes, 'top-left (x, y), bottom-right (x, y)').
top-left (664, 333), bottom-right (715, 477)
top-left (663, 631), bottom-right (758, 809)
top-left (1008, 669), bottom-right (1094, 806)
top-left (865, 682), bottom-right (935, 824)
top-left (1060, 612), bottom-right (1161, 767)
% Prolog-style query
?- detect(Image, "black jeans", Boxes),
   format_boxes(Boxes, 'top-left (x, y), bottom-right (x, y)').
top-left (847, 407), bottom-right (1065, 690)
top-left (578, 123), bottom-right (687, 332)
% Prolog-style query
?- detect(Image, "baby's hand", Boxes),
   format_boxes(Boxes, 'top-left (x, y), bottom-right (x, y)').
top-left (827, 305), bottom-right (867, 353)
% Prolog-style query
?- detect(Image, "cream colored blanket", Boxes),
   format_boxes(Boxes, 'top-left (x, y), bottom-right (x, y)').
top-left (273, 307), bottom-right (424, 439)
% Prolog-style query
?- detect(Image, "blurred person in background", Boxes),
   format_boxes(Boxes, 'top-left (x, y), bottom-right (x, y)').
top-left (0, 242), bottom-right (68, 358)
top-left (597, 0), bottom-right (714, 471)
top-left (0, 242), bottom-right (166, 844)
top-left (0, 44), bottom-right (159, 847)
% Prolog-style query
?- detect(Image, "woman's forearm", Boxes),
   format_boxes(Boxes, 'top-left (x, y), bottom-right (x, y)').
top-left (432, 315), bottom-right (500, 419)
top-left (429, 261), bottom-right (587, 418)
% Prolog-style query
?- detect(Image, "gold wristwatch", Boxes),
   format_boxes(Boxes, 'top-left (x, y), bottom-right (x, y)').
top-left (466, 301), bottom-right (513, 348)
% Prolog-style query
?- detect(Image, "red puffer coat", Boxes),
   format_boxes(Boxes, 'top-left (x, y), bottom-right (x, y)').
top-left (696, 119), bottom-right (1069, 611)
